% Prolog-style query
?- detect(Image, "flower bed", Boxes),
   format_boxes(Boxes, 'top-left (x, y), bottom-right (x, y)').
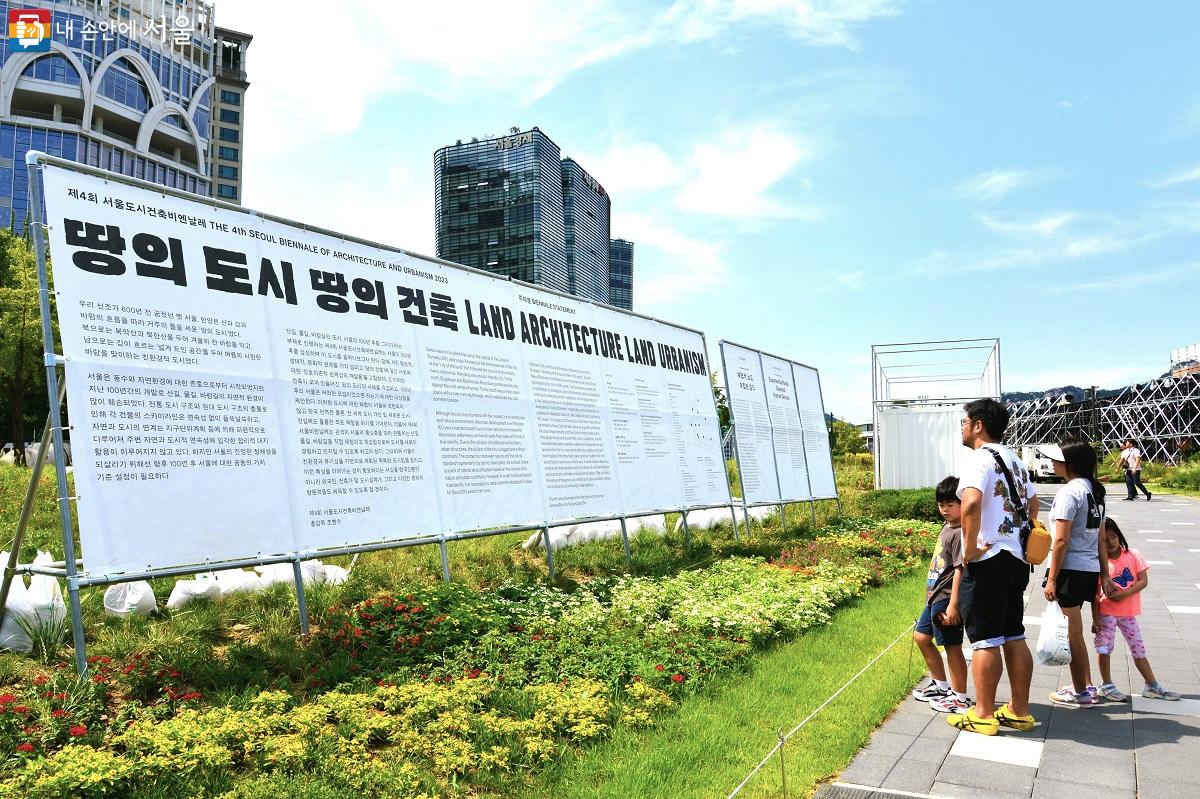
top-left (0, 516), bottom-right (940, 798)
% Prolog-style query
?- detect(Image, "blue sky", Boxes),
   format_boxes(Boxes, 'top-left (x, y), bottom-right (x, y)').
top-left (220, 1), bottom-right (1200, 422)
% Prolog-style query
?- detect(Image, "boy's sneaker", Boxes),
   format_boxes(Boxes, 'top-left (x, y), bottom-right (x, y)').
top-left (930, 694), bottom-right (971, 714)
top-left (995, 703), bottom-right (1036, 731)
top-left (946, 708), bottom-right (998, 735)
top-left (1143, 683), bottom-right (1180, 700)
top-left (1098, 683), bottom-right (1129, 702)
top-left (912, 681), bottom-right (950, 703)
top-left (1049, 686), bottom-right (1095, 707)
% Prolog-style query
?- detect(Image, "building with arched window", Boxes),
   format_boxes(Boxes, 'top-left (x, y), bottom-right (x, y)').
top-left (0, 1), bottom-right (247, 227)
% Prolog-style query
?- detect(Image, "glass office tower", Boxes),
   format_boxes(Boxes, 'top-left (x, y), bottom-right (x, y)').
top-left (608, 238), bottom-right (633, 310)
top-left (560, 157), bottom-right (610, 305)
top-left (433, 128), bottom-right (569, 293)
top-left (0, 0), bottom-right (220, 229)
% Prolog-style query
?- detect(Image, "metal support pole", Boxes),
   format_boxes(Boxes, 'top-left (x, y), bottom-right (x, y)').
top-left (809, 500), bottom-right (817, 528)
top-left (0, 381), bottom-right (65, 631)
top-left (741, 494), bottom-right (753, 541)
top-left (835, 496), bottom-right (843, 517)
top-left (541, 527), bottom-right (555, 581)
top-left (779, 502), bottom-right (785, 528)
top-left (778, 730), bottom-right (789, 798)
top-left (729, 504), bottom-right (741, 544)
top-left (27, 155), bottom-right (87, 674)
top-left (292, 559), bottom-right (310, 636)
top-left (438, 538), bottom-right (451, 582)
top-left (680, 510), bottom-right (691, 549)
top-left (619, 517), bottom-right (632, 569)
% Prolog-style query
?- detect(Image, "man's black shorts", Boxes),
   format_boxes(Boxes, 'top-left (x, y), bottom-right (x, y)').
top-left (1053, 569), bottom-right (1099, 609)
top-left (958, 549), bottom-right (1029, 649)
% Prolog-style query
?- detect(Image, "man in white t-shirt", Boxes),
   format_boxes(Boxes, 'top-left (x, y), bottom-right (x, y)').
top-left (946, 398), bottom-right (1039, 736)
top-left (1119, 439), bottom-right (1152, 501)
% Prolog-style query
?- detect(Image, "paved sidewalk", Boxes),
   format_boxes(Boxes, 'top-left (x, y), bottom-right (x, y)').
top-left (823, 485), bottom-right (1200, 799)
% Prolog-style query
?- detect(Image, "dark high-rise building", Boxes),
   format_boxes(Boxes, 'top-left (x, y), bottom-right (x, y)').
top-left (434, 128), bottom-right (568, 293)
top-left (560, 157), bottom-right (609, 305)
top-left (0, 1), bottom-right (232, 228)
top-left (209, 26), bottom-right (251, 203)
top-left (608, 238), bottom-right (633, 310)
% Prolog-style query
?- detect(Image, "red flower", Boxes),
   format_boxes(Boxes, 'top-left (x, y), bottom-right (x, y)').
top-left (632, 675), bottom-right (642, 682)
top-left (33, 675), bottom-right (48, 686)
top-left (654, 664), bottom-right (665, 671)
top-left (51, 709), bottom-right (67, 718)
top-left (16, 742), bottom-right (34, 753)
top-left (12, 705), bottom-right (29, 714)
top-left (69, 725), bottom-right (88, 737)
top-left (671, 674), bottom-right (685, 683)
top-left (0, 693), bottom-right (15, 705)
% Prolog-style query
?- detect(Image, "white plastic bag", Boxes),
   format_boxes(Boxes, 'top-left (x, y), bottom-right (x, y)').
top-left (322, 564), bottom-right (349, 585)
top-left (166, 578), bottom-right (222, 610)
top-left (1035, 600), bottom-right (1071, 666)
top-left (0, 552), bottom-right (33, 653)
top-left (103, 581), bottom-right (157, 618)
top-left (205, 569), bottom-right (264, 596)
top-left (28, 551), bottom-right (67, 630)
top-left (256, 560), bottom-right (326, 587)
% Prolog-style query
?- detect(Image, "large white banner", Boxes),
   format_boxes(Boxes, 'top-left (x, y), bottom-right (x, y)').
top-left (42, 164), bottom-right (729, 573)
top-left (720, 342), bottom-right (838, 504)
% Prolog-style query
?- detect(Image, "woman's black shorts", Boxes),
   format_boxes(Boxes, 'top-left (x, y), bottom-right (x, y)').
top-left (1053, 569), bottom-right (1099, 608)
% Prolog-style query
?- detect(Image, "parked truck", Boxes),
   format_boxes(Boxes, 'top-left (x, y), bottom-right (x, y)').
top-left (1020, 445), bottom-right (1058, 482)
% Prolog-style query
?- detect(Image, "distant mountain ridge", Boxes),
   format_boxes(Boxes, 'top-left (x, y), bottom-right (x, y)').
top-left (1002, 385), bottom-right (1125, 404)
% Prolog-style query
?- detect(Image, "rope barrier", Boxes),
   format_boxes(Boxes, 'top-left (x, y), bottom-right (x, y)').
top-left (724, 620), bottom-right (917, 799)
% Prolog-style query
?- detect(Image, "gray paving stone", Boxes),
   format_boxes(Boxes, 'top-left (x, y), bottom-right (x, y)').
top-left (879, 759), bottom-right (937, 794)
top-left (858, 729), bottom-right (915, 758)
top-left (931, 780), bottom-right (1031, 799)
top-left (1137, 775), bottom-right (1200, 799)
top-left (1032, 776), bottom-right (1135, 799)
top-left (879, 708), bottom-right (935, 736)
top-left (838, 752), bottom-right (894, 786)
top-left (1038, 747), bottom-right (1135, 789)
top-left (901, 733), bottom-right (954, 764)
top-left (936, 755), bottom-right (1037, 792)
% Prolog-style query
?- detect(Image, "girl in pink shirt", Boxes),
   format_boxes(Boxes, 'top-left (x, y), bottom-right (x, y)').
top-left (1092, 518), bottom-right (1180, 701)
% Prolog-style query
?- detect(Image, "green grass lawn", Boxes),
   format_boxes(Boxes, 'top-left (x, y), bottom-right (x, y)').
top-left (524, 570), bottom-right (925, 799)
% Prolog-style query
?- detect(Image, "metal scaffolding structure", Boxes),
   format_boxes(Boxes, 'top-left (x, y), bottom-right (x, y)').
top-left (1006, 375), bottom-right (1200, 464)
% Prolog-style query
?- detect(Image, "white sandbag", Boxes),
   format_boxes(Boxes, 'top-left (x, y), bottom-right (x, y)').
top-left (323, 564), bottom-right (349, 585)
top-left (28, 551), bottom-right (66, 630)
top-left (204, 568), bottom-right (264, 595)
top-left (103, 581), bottom-right (157, 617)
top-left (521, 514), bottom-right (670, 551)
top-left (256, 560), bottom-right (326, 587)
top-left (1035, 601), bottom-right (1071, 666)
top-left (166, 578), bottom-right (222, 610)
top-left (0, 552), bottom-right (33, 653)
top-left (631, 513), bottom-right (667, 532)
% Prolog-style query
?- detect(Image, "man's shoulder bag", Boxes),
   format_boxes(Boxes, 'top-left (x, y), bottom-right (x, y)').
top-left (981, 446), bottom-right (1049, 566)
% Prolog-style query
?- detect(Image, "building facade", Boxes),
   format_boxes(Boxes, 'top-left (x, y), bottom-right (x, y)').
top-left (0, 0), bottom-right (228, 227)
top-left (607, 238), bottom-right (633, 310)
top-left (560, 157), bottom-right (609, 305)
top-left (434, 128), bottom-right (569, 293)
top-left (208, 25), bottom-right (249, 203)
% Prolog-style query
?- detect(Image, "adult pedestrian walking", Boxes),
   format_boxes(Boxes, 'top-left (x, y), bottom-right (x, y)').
top-left (1119, 439), bottom-right (1151, 501)
top-left (1040, 441), bottom-right (1110, 707)
top-left (946, 398), bottom-right (1038, 735)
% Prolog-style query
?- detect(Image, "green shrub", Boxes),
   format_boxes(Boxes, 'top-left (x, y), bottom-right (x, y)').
top-left (725, 458), bottom-right (741, 498)
top-left (855, 489), bottom-right (941, 522)
top-left (1161, 463), bottom-right (1200, 491)
top-left (834, 454), bottom-right (874, 492)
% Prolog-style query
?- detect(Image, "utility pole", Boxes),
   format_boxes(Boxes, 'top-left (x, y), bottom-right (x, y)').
top-left (1087, 385), bottom-right (1098, 442)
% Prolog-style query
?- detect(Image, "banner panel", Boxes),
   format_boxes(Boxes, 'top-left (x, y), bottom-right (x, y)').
top-left (759, 353), bottom-right (812, 502)
top-left (792, 363), bottom-right (837, 498)
top-left (720, 342), bottom-right (781, 505)
top-left (42, 163), bottom-right (729, 573)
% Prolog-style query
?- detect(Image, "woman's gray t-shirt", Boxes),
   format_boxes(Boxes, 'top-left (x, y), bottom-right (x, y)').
top-left (1048, 477), bottom-right (1104, 572)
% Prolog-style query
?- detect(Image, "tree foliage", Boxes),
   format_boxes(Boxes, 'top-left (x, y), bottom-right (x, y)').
top-left (0, 227), bottom-right (54, 464)
top-left (710, 372), bottom-right (731, 433)
top-left (829, 417), bottom-right (866, 455)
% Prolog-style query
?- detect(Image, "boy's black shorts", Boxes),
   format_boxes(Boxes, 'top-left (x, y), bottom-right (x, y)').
top-left (958, 549), bottom-right (1029, 649)
top-left (1052, 569), bottom-right (1099, 609)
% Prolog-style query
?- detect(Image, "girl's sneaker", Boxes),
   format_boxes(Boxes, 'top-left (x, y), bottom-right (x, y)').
top-left (912, 681), bottom-right (950, 703)
top-left (930, 694), bottom-right (971, 714)
top-left (1143, 683), bottom-right (1181, 701)
top-left (1098, 683), bottom-right (1129, 702)
top-left (1049, 686), bottom-right (1095, 707)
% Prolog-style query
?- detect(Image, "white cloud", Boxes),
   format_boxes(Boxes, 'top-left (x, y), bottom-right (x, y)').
top-left (835, 270), bottom-right (866, 289)
top-left (614, 212), bottom-right (727, 306)
top-left (954, 168), bottom-right (1044, 204)
top-left (220, 1), bottom-right (902, 154)
top-left (1150, 164), bottom-right (1200, 189)
top-left (578, 141), bottom-right (683, 195)
top-left (978, 211), bottom-right (1080, 237)
top-left (1045, 261), bottom-right (1200, 296)
top-left (675, 123), bottom-right (821, 218)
